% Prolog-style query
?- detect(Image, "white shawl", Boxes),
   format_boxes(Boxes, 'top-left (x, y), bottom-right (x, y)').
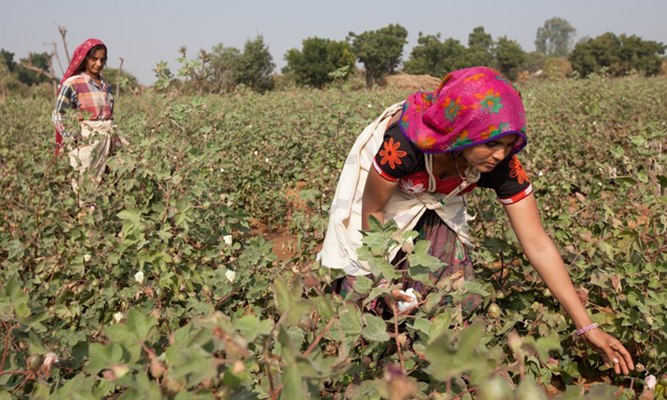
top-left (320, 102), bottom-right (479, 276)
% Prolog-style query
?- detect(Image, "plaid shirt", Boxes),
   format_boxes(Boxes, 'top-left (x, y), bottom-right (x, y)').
top-left (52, 73), bottom-right (114, 139)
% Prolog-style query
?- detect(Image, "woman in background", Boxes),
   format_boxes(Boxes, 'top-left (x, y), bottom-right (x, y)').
top-left (52, 38), bottom-right (125, 201)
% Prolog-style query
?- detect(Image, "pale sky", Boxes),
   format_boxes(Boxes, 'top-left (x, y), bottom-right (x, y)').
top-left (1, 0), bottom-right (666, 84)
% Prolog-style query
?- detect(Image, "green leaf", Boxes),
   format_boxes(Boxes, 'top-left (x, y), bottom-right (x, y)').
top-left (425, 324), bottom-right (488, 378)
top-left (273, 276), bottom-right (303, 315)
top-left (353, 275), bottom-right (373, 295)
top-left (361, 314), bottom-right (390, 343)
top-left (84, 343), bottom-right (124, 374)
top-left (338, 303), bottom-right (363, 348)
top-left (28, 330), bottom-right (47, 355)
top-left (409, 318), bottom-right (432, 338)
top-left (281, 366), bottom-right (308, 400)
top-left (424, 292), bottom-right (443, 312)
top-left (117, 208), bottom-right (142, 222)
top-left (463, 281), bottom-right (490, 296)
top-left (363, 285), bottom-right (391, 306)
top-left (517, 376), bottom-right (549, 400)
top-left (125, 308), bottom-right (157, 342)
top-left (408, 265), bottom-right (432, 284)
top-left (658, 174), bottom-right (667, 187)
top-left (234, 315), bottom-right (260, 342)
top-left (408, 241), bottom-right (443, 271)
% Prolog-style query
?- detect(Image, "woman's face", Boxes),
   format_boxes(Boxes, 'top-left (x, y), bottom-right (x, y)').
top-left (84, 48), bottom-right (106, 77)
top-left (461, 134), bottom-right (519, 172)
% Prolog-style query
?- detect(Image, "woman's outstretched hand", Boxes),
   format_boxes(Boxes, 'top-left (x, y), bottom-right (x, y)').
top-left (582, 328), bottom-right (634, 375)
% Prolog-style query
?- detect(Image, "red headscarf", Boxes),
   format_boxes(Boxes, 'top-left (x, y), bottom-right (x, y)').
top-left (55, 38), bottom-right (106, 154)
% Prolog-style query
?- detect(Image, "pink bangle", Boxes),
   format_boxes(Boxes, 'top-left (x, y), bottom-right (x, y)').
top-left (575, 323), bottom-right (599, 336)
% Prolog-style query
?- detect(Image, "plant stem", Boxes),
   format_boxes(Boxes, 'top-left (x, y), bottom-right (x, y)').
top-left (303, 318), bottom-right (336, 357)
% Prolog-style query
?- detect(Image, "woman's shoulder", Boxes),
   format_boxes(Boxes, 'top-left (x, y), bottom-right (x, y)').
top-left (62, 74), bottom-right (88, 87)
top-left (477, 154), bottom-right (532, 203)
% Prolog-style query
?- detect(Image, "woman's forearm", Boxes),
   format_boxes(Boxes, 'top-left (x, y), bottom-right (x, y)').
top-left (361, 168), bottom-right (398, 230)
top-left (524, 239), bottom-right (593, 329)
top-left (361, 209), bottom-right (385, 230)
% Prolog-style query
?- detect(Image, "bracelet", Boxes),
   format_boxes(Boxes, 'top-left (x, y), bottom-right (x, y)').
top-left (575, 323), bottom-right (599, 336)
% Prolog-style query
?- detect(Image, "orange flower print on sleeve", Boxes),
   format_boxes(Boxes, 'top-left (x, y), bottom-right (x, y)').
top-left (509, 155), bottom-right (528, 185)
top-left (379, 138), bottom-right (407, 169)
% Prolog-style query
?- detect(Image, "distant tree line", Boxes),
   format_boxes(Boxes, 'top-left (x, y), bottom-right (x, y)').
top-left (0, 37), bottom-right (138, 101)
top-left (1, 18), bottom-right (665, 98)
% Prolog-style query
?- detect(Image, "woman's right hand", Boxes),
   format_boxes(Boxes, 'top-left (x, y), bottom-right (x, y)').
top-left (582, 328), bottom-right (634, 375)
top-left (383, 289), bottom-right (418, 314)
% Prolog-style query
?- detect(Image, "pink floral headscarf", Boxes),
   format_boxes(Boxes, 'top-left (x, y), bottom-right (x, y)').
top-left (398, 66), bottom-right (527, 154)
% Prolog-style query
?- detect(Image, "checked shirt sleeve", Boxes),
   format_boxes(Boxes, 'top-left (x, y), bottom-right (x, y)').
top-left (52, 82), bottom-right (78, 139)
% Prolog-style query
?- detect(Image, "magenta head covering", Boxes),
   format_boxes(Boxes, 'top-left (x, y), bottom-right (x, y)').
top-left (398, 66), bottom-right (527, 155)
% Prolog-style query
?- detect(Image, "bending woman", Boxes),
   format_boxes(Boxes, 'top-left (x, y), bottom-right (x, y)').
top-left (52, 38), bottom-right (124, 198)
top-left (321, 67), bottom-right (634, 375)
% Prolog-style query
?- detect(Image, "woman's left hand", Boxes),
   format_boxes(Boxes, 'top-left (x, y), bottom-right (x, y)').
top-left (581, 328), bottom-right (634, 375)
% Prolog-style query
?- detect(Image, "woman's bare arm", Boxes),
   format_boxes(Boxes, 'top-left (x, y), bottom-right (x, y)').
top-left (361, 167), bottom-right (399, 230)
top-left (504, 194), bottom-right (634, 374)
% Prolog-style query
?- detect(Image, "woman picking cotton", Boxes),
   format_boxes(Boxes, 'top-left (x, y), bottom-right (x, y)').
top-left (52, 38), bottom-right (127, 202)
top-left (321, 67), bottom-right (634, 375)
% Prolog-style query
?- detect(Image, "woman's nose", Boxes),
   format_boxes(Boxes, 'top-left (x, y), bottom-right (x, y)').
top-left (492, 148), bottom-right (506, 161)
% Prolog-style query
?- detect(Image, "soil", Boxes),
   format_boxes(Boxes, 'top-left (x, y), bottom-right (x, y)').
top-left (249, 218), bottom-right (297, 261)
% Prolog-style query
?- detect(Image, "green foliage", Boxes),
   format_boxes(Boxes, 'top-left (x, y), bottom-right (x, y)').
top-left (0, 72), bottom-right (666, 399)
top-left (523, 51), bottom-right (547, 73)
top-left (569, 32), bottom-right (666, 77)
top-left (233, 35), bottom-right (276, 93)
top-left (467, 26), bottom-right (495, 67)
top-left (283, 37), bottom-right (356, 88)
top-left (403, 27), bottom-right (496, 78)
top-left (402, 33), bottom-right (468, 78)
top-left (17, 52), bottom-right (50, 86)
top-left (102, 68), bottom-right (140, 92)
top-left (207, 43), bottom-right (242, 93)
top-left (535, 17), bottom-right (577, 58)
top-left (1, 48), bottom-right (17, 72)
top-left (348, 24), bottom-right (408, 89)
top-left (175, 36), bottom-right (275, 95)
top-left (494, 36), bottom-right (527, 80)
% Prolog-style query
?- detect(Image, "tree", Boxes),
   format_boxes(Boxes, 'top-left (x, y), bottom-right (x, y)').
top-left (283, 37), bottom-right (355, 88)
top-left (207, 43), bottom-right (241, 93)
top-left (0, 49), bottom-right (17, 72)
top-left (403, 33), bottom-right (467, 78)
top-left (569, 32), bottom-right (665, 77)
top-left (379, 24), bottom-right (408, 73)
top-left (0, 59), bottom-right (19, 100)
top-left (493, 36), bottom-right (526, 81)
top-left (522, 51), bottom-right (547, 73)
top-left (348, 24), bottom-right (408, 89)
top-left (233, 35), bottom-right (275, 92)
top-left (535, 17), bottom-right (577, 57)
top-left (466, 27), bottom-right (494, 67)
top-left (17, 52), bottom-right (50, 86)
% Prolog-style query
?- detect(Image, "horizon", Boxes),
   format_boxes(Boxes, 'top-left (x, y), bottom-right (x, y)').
top-left (1, 0), bottom-right (666, 85)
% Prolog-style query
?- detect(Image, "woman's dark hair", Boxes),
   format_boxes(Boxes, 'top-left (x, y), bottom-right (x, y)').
top-left (76, 44), bottom-right (107, 74)
top-left (86, 45), bottom-right (107, 62)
